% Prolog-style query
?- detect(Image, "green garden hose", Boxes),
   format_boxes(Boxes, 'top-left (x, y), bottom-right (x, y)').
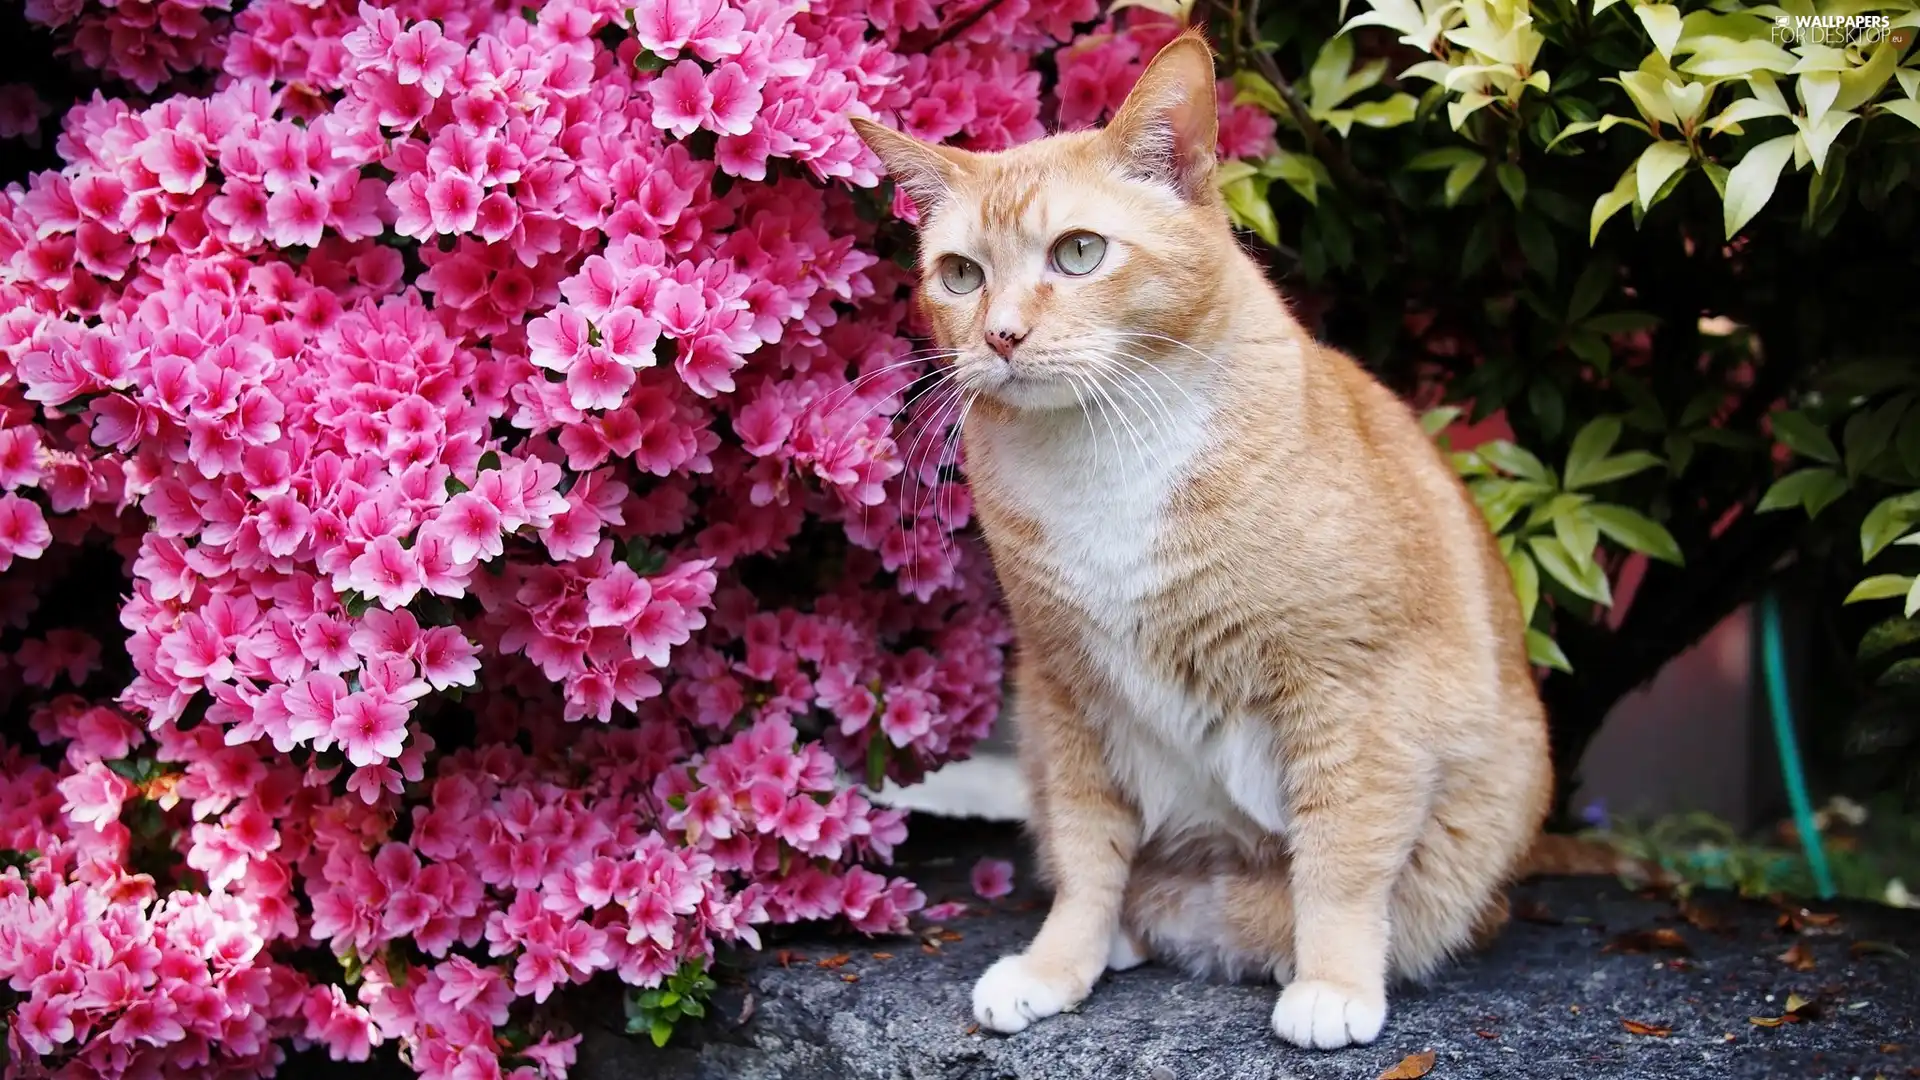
top-left (1758, 589), bottom-right (1837, 900)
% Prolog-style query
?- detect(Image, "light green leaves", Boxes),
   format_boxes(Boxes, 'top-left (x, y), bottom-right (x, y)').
top-left (1108, 0), bottom-right (1199, 17)
top-left (1635, 140), bottom-right (1692, 209)
top-left (1588, 504), bottom-right (1684, 564)
top-left (1564, 416), bottom-right (1665, 489)
top-left (1758, 467), bottom-right (1849, 517)
top-left (1447, 412), bottom-right (1684, 673)
top-left (1217, 161), bottom-right (1282, 247)
top-left (1301, 35), bottom-right (1420, 135)
top-left (1635, 4), bottom-right (1683, 61)
top-left (1722, 134), bottom-right (1798, 238)
top-left (1591, 166), bottom-right (1637, 244)
top-left (1531, 535), bottom-right (1613, 605)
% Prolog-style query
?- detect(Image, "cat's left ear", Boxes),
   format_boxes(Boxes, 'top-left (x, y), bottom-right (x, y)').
top-left (1104, 29), bottom-right (1220, 202)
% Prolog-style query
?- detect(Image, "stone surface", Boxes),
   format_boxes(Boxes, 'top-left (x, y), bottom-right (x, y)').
top-left (589, 819), bottom-right (1920, 1080)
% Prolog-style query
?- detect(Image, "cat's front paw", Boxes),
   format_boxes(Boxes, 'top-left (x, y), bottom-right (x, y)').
top-left (971, 953), bottom-right (1091, 1034)
top-left (1271, 978), bottom-right (1387, 1049)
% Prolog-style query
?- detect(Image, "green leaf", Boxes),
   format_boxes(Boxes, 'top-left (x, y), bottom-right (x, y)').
top-left (1529, 380), bottom-right (1566, 440)
top-left (1579, 311), bottom-right (1662, 334)
top-left (1478, 441), bottom-right (1552, 483)
top-left (1444, 158), bottom-right (1486, 206)
top-left (1770, 410), bottom-right (1841, 464)
top-left (650, 1017), bottom-right (674, 1048)
top-left (1591, 166), bottom-right (1638, 244)
top-left (1232, 70), bottom-right (1289, 116)
top-left (1406, 147), bottom-right (1483, 171)
top-left (1515, 214), bottom-right (1557, 283)
top-left (1635, 3), bottom-right (1684, 58)
top-left (1723, 134), bottom-right (1797, 239)
top-left (1635, 141), bottom-right (1692, 209)
top-left (1757, 467), bottom-right (1848, 517)
top-left (1860, 493), bottom-right (1920, 561)
top-left (1909, 577), bottom-right (1920, 619)
top-left (1877, 657), bottom-right (1920, 687)
top-left (1352, 94), bottom-right (1419, 128)
top-left (1847, 574), bottom-right (1916, 604)
top-left (1568, 258), bottom-right (1613, 323)
top-left (1527, 628), bottom-right (1575, 672)
top-left (1568, 330), bottom-right (1611, 371)
top-left (1564, 415), bottom-right (1622, 489)
top-left (1530, 535), bottom-right (1613, 605)
top-left (1859, 616), bottom-right (1920, 662)
top-left (1420, 406), bottom-right (1463, 436)
top-left (1588, 504), bottom-right (1684, 564)
top-left (1222, 176), bottom-right (1281, 246)
top-left (1844, 394), bottom-right (1912, 480)
top-left (1573, 452), bottom-right (1665, 488)
top-left (478, 450), bottom-right (502, 472)
top-left (1507, 549), bottom-right (1541, 624)
top-left (1496, 163), bottom-right (1527, 208)
top-left (1554, 507), bottom-right (1601, 570)
top-left (1474, 478), bottom-right (1555, 532)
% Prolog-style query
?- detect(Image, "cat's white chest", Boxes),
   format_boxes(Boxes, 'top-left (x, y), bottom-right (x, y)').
top-left (980, 397), bottom-right (1291, 844)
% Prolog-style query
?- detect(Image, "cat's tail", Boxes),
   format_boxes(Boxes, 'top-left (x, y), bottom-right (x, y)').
top-left (1517, 832), bottom-right (1678, 886)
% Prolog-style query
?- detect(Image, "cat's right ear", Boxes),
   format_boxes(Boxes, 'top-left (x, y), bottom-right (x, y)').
top-left (1104, 30), bottom-right (1220, 202)
top-left (850, 117), bottom-right (964, 219)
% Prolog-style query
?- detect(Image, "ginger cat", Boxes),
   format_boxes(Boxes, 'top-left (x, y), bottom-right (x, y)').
top-left (851, 30), bottom-right (1553, 1049)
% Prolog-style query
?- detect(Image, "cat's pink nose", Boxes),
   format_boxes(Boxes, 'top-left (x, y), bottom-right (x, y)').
top-left (986, 327), bottom-right (1026, 359)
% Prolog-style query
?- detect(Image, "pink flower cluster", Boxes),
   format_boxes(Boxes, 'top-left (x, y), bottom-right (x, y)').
top-left (23, 0), bottom-right (234, 93)
top-left (0, 2), bottom-right (1280, 1077)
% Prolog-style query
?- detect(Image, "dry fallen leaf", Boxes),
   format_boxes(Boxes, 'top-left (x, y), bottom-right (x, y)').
top-left (1475, 1029), bottom-right (1499, 1040)
top-left (1779, 942), bottom-right (1818, 971)
top-left (1777, 908), bottom-right (1842, 933)
top-left (1882, 1043), bottom-right (1906, 1053)
top-left (938, 930), bottom-right (964, 943)
top-left (1622, 1019), bottom-right (1672, 1037)
top-left (776, 950), bottom-right (803, 968)
top-left (921, 944), bottom-right (940, 956)
top-left (964, 1024), bottom-right (980, 1036)
top-left (1853, 941), bottom-right (1912, 960)
top-left (1514, 900), bottom-right (1560, 925)
top-left (872, 952), bottom-right (894, 961)
top-left (816, 954), bottom-right (852, 969)
top-left (1679, 899), bottom-right (1732, 933)
top-left (735, 991), bottom-right (756, 1027)
top-left (1751, 993), bottom-right (1821, 1027)
top-left (1376, 1050), bottom-right (1436, 1079)
top-left (841, 973), bottom-right (860, 983)
top-left (1604, 928), bottom-right (1692, 956)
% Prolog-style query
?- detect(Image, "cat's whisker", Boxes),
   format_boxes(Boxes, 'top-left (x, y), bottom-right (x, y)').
top-left (858, 366), bottom-right (965, 552)
top-left (1095, 369), bottom-right (1161, 467)
top-left (821, 351), bottom-right (965, 433)
top-left (1084, 352), bottom-right (1181, 447)
top-left (1106, 330), bottom-right (1232, 372)
top-left (897, 377), bottom-right (971, 593)
top-left (930, 389), bottom-right (979, 587)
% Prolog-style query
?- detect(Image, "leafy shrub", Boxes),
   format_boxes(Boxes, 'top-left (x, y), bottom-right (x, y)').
top-left (1180, 0), bottom-right (1920, 802)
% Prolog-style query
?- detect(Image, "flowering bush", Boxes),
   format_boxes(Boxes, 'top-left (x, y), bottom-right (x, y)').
top-left (0, 0), bottom-right (1288, 1076)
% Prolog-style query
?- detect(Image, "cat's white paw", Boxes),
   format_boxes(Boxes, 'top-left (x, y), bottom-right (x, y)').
top-left (1105, 929), bottom-right (1148, 972)
top-left (971, 954), bottom-right (1087, 1034)
top-left (1271, 978), bottom-right (1387, 1050)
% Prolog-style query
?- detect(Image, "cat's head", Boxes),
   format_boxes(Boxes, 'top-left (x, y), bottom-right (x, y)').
top-left (851, 30), bottom-right (1234, 411)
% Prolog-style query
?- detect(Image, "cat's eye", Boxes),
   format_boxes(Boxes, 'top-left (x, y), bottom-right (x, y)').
top-left (1051, 231), bottom-right (1107, 276)
top-left (937, 255), bottom-right (984, 295)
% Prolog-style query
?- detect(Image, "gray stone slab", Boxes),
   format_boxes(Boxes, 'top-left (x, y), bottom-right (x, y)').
top-left (602, 820), bottom-right (1920, 1080)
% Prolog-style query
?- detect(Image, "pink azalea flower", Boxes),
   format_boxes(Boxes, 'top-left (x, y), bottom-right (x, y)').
top-left (330, 691), bottom-right (410, 767)
top-left (970, 858), bottom-right (1015, 900)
